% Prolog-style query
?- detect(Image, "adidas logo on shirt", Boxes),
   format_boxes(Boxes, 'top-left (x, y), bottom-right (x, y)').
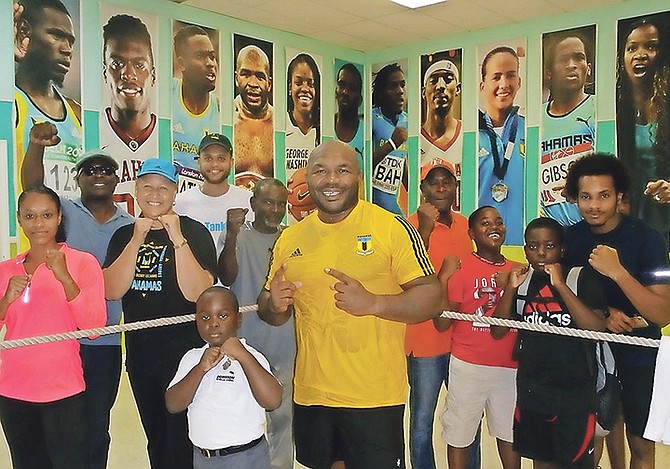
top-left (289, 248), bottom-right (303, 258)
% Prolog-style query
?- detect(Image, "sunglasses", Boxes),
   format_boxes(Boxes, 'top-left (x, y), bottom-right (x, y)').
top-left (81, 165), bottom-right (116, 176)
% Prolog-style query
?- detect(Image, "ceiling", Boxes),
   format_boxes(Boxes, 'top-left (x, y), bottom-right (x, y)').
top-left (176, 0), bottom-right (626, 51)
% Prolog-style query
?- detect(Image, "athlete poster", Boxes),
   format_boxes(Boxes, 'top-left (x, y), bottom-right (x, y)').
top-left (616, 12), bottom-right (670, 242)
top-left (476, 40), bottom-right (526, 245)
top-left (99, 5), bottom-right (158, 216)
top-left (540, 25), bottom-right (596, 226)
top-left (13, 0), bottom-right (82, 200)
top-left (285, 48), bottom-right (322, 223)
top-left (371, 59), bottom-right (409, 216)
top-left (171, 20), bottom-right (220, 192)
top-left (420, 49), bottom-right (463, 212)
top-left (233, 34), bottom-right (274, 190)
top-left (334, 59), bottom-right (365, 199)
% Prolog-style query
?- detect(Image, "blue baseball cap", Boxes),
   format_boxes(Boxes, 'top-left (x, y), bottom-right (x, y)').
top-left (136, 158), bottom-right (178, 184)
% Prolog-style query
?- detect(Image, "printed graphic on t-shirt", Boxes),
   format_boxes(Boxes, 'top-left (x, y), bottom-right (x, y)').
top-left (133, 241), bottom-right (168, 295)
top-left (522, 285), bottom-right (572, 327)
top-left (471, 275), bottom-right (500, 327)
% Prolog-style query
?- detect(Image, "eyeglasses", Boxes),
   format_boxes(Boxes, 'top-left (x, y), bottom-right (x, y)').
top-left (81, 165), bottom-right (116, 176)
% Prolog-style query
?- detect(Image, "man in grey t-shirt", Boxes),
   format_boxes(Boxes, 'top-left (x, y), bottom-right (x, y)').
top-left (218, 178), bottom-right (294, 469)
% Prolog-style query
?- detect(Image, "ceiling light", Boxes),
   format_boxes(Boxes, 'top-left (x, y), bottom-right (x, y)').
top-left (390, 0), bottom-right (447, 8)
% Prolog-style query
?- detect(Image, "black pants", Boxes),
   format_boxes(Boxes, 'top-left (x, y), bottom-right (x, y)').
top-left (127, 354), bottom-right (193, 469)
top-left (81, 344), bottom-right (122, 469)
top-left (0, 392), bottom-right (88, 469)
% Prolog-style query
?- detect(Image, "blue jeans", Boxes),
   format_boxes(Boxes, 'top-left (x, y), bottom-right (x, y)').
top-left (81, 344), bottom-right (122, 469)
top-left (407, 353), bottom-right (481, 469)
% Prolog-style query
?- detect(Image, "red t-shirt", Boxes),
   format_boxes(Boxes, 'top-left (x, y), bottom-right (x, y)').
top-left (405, 212), bottom-right (473, 357)
top-left (448, 252), bottom-right (518, 368)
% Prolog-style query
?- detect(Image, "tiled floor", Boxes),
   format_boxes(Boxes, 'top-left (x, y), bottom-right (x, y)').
top-left (1, 367), bottom-right (669, 468)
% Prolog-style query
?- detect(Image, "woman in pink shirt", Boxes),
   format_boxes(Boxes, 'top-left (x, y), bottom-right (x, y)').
top-left (0, 185), bottom-right (106, 469)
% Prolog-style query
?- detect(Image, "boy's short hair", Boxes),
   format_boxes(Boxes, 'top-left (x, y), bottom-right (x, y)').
top-left (468, 205), bottom-right (495, 229)
top-left (196, 286), bottom-right (240, 313)
top-left (524, 217), bottom-right (564, 245)
top-left (564, 153), bottom-right (630, 199)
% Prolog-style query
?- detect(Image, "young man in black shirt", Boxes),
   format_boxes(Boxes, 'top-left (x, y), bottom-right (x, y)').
top-left (563, 154), bottom-right (670, 468)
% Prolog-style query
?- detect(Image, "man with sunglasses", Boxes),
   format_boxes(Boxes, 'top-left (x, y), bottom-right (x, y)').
top-left (21, 121), bottom-right (133, 469)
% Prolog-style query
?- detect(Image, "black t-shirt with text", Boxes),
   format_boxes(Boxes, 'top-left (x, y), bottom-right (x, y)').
top-left (515, 267), bottom-right (606, 415)
top-left (105, 216), bottom-right (217, 369)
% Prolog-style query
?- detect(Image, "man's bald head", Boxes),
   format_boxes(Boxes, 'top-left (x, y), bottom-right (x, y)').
top-left (236, 45), bottom-right (270, 75)
top-left (307, 140), bottom-right (360, 175)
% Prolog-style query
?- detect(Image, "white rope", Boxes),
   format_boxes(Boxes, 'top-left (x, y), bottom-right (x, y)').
top-left (0, 305), bottom-right (661, 350)
top-left (0, 304), bottom-right (258, 350)
top-left (439, 311), bottom-right (661, 348)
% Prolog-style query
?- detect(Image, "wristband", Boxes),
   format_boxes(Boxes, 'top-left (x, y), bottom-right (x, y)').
top-left (388, 138), bottom-right (397, 151)
top-left (174, 239), bottom-right (188, 250)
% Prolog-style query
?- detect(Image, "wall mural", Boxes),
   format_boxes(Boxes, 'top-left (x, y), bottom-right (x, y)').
top-left (539, 25), bottom-right (597, 227)
top-left (476, 40), bottom-right (527, 245)
top-left (171, 20), bottom-right (220, 192)
top-left (6, 1), bottom-right (670, 251)
top-left (371, 59), bottom-right (409, 216)
top-left (233, 34), bottom-right (274, 190)
top-left (420, 49), bottom-right (462, 212)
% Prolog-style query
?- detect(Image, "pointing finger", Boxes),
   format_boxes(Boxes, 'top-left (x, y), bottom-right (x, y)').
top-left (324, 268), bottom-right (349, 283)
top-left (271, 264), bottom-right (288, 285)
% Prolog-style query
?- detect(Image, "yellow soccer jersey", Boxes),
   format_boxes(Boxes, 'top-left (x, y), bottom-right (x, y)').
top-left (265, 200), bottom-right (434, 408)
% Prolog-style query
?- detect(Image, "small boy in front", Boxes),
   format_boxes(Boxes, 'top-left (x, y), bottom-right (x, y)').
top-left (165, 287), bottom-right (282, 469)
top-left (434, 206), bottom-right (520, 469)
top-left (493, 217), bottom-right (607, 468)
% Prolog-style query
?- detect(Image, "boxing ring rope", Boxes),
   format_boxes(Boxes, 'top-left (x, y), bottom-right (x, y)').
top-left (0, 305), bottom-right (660, 350)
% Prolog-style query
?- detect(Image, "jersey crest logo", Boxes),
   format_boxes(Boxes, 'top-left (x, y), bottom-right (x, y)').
top-left (356, 235), bottom-right (374, 256)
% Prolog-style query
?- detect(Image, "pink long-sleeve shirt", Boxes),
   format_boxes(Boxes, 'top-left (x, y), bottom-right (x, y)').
top-left (0, 244), bottom-right (106, 402)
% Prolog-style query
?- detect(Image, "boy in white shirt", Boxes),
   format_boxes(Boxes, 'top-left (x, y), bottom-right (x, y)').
top-left (166, 287), bottom-right (282, 469)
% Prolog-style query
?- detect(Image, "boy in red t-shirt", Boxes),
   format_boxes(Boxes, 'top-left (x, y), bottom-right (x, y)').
top-left (435, 206), bottom-right (520, 469)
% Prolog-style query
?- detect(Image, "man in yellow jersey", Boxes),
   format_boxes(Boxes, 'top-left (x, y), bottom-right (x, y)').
top-left (258, 140), bottom-right (442, 469)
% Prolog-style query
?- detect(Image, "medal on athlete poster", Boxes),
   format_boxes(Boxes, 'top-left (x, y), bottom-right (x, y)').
top-left (491, 182), bottom-right (508, 202)
top-left (486, 112), bottom-right (517, 204)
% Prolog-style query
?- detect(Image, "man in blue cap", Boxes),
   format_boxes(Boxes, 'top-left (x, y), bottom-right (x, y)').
top-left (104, 158), bottom-right (217, 469)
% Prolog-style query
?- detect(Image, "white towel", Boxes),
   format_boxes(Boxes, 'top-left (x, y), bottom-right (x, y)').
top-left (644, 336), bottom-right (670, 444)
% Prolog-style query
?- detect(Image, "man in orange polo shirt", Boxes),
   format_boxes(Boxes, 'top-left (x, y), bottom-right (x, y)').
top-left (406, 158), bottom-right (477, 469)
